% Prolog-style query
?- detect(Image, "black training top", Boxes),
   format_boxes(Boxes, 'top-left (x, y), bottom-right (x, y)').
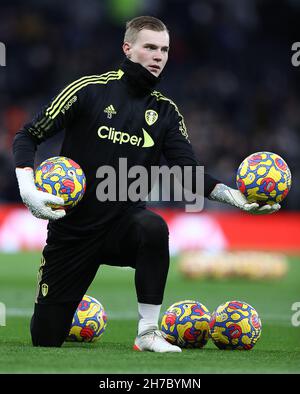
top-left (13, 58), bottom-right (219, 239)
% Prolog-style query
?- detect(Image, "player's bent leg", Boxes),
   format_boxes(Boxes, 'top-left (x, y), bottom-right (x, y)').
top-left (32, 233), bottom-right (104, 347)
top-left (30, 301), bottom-right (79, 347)
top-left (133, 210), bottom-right (170, 305)
top-left (129, 211), bottom-right (181, 352)
top-left (103, 208), bottom-right (180, 353)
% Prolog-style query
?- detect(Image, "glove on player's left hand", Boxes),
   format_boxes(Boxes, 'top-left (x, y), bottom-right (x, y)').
top-left (209, 183), bottom-right (281, 215)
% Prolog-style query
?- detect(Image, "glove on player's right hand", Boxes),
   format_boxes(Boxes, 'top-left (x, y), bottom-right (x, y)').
top-left (15, 167), bottom-right (66, 221)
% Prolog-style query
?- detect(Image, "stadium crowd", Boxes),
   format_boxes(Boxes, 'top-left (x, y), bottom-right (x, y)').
top-left (0, 0), bottom-right (299, 209)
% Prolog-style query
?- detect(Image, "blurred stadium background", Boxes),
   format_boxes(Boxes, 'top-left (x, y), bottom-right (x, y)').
top-left (0, 0), bottom-right (299, 255)
top-left (0, 0), bottom-right (300, 374)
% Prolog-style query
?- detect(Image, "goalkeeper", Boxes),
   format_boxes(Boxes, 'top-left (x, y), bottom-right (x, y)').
top-left (13, 16), bottom-right (280, 352)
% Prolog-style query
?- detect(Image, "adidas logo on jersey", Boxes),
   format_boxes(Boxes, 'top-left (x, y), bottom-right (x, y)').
top-left (97, 126), bottom-right (154, 148)
top-left (104, 105), bottom-right (117, 119)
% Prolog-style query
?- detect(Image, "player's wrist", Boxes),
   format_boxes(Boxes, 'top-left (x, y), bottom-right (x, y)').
top-left (15, 167), bottom-right (37, 195)
top-left (209, 183), bottom-right (232, 201)
top-left (209, 183), bottom-right (247, 209)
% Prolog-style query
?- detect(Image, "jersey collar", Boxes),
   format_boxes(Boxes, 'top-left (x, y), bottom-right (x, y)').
top-left (120, 57), bottom-right (161, 96)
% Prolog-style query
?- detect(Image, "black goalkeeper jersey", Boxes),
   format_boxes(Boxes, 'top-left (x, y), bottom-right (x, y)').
top-left (13, 58), bottom-right (219, 239)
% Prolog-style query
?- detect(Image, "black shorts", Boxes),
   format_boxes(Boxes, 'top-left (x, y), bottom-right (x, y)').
top-left (35, 207), bottom-right (167, 304)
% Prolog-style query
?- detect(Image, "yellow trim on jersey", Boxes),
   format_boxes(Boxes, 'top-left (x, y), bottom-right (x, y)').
top-left (151, 90), bottom-right (189, 139)
top-left (46, 70), bottom-right (120, 115)
top-left (46, 70), bottom-right (124, 119)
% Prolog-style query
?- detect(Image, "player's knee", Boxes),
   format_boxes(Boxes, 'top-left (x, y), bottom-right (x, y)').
top-left (138, 213), bottom-right (169, 248)
top-left (31, 335), bottom-right (64, 348)
top-left (30, 315), bottom-right (65, 347)
top-left (30, 302), bottom-right (76, 348)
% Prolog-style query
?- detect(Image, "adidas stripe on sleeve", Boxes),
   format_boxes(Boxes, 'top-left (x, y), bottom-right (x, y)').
top-left (26, 70), bottom-right (123, 142)
top-left (13, 70), bottom-right (124, 168)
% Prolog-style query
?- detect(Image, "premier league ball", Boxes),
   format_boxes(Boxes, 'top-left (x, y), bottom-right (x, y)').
top-left (210, 300), bottom-right (262, 350)
top-left (236, 151), bottom-right (291, 206)
top-left (66, 295), bottom-right (107, 343)
top-left (161, 300), bottom-right (211, 348)
top-left (35, 156), bottom-right (86, 209)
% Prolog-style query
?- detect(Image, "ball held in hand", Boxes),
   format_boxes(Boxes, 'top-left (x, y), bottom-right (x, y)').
top-left (236, 151), bottom-right (291, 206)
top-left (35, 156), bottom-right (86, 209)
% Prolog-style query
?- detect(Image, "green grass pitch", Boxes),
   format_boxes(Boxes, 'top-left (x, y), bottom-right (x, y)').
top-left (0, 251), bottom-right (300, 374)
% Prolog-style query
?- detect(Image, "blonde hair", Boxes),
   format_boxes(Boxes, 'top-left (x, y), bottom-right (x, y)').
top-left (124, 16), bottom-right (168, 44)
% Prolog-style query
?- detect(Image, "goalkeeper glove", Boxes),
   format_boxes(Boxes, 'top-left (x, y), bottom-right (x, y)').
top-left (209, 183), bottom-right (281, 214)
top-left (15, 167), bottom-right (66, 221)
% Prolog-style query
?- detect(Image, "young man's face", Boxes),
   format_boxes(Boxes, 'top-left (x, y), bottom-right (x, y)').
top-left (123, 29), bottom-right (170, 77)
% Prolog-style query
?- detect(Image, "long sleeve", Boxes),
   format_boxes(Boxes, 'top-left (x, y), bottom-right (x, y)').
top-left (13, 76), bottom-right (90, 168)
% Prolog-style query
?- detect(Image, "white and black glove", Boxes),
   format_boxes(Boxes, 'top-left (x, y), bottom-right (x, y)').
top-left (209, 183), bottom-right (281, 215)
top-left (15, 167), bottom-right (66, 221)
